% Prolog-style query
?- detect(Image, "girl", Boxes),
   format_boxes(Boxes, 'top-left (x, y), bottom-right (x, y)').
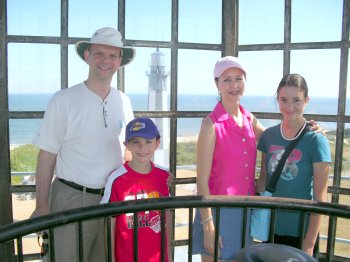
top-left (256, 73), bottom-right (331, 258)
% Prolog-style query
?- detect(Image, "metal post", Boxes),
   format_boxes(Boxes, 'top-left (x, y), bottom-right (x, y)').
top-left (0, 0), bottom-right (15, 261)
top-left (222, 0), bottom-right (239, 56)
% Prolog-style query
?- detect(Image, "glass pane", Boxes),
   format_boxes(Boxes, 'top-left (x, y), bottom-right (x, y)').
top-left (12, 193), bottom-right (40, 255)
top-left (341, 123), bottom-right (350, 189)
top-left (334, 216), bottom-right (350, 258)
top-left (9, 94), bottom-right (52, 112)
top-left (8, 43), bottom-right (61, 94)
top-left (258, 119), bottom-right (280, 130)
top-left (336, 188), bottom-right (350, 257)
top-left (178, 94), bottom-right (216, 112)
top-left (128, 94), bottom-right (148, 111)
top-left (291, 49), bottom-right (340, 114)
top-left (291, 0), bottom-right (343, 43)
top-left (7, 0), bottom-right (60, 36)
top-left (11, 144), bottom-right (38, 187)
top-left (9, 119), bottom-right (43, 146)
top-left (176, 118), bottom-right (198, 188)
top-left (178, 49), bottom-right (221, 111)
top-left (152, 117), bottom-right (170, 168)
top-left (11, 169), bottom-right (36, 192)
top-left (177, 118), bottom-right (200, 152)
top-left (346, 52), bottom-right (350, 115)
top-left (14, 236), bottom-right (41, 258)
top-left (178, 0), bottom-right (221, 44)
top-left (322, 121), bottom-right (335, 156)
top-left (125, 47), bottom-right (171, 111)
top-left (69, 0), bottom-right (118, 37)
top-left (175, 246), bottom-right (198, 261)
top-left (174, 208), bottom-right (190, 241)
top-left (239, 0), bottom-right (284, 45)
top-left (68, 44), bottom-right (90, 87)
top-left (238, 51), bottom-right (283, 113)
top-left (319, 215), bottom-right (329, 254)
top-left (176, 119), bottom-right (198, 203)
top-left (125, 0), bottom-right (171, 41)
top-left (175, 182), bottom-right (196, 197)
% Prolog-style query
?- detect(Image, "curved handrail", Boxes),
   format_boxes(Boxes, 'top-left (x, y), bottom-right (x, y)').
top-left (1, 195), bottom-right (350, 244)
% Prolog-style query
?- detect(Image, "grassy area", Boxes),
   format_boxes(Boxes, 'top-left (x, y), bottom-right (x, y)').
top-left (11, 144), bottom-right (39, 172)
top-left (177, 141), bottom-right (196, 166)
top-left (11, 144), bottom-right (38, 184)
top-left (7, 133), bottom-right (343, 172)
top-left (10, 142), bottom-right (198, 170)
top-left (9, 141), bottom-right (197, 183)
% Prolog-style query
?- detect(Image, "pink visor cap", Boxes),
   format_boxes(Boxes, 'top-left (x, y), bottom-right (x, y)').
top-left (213, 56), bottom-right (247, 79)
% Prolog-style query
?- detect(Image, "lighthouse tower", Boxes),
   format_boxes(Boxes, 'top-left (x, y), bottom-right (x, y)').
top-left (146, 48), bottom-right (170, 167)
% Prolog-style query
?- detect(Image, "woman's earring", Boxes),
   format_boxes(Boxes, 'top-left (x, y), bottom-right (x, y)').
top-left (217, 91), bottom-right (222, 102)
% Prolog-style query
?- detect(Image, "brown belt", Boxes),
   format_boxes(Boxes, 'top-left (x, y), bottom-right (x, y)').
top-left (58, 178), bottom-right (104, 195)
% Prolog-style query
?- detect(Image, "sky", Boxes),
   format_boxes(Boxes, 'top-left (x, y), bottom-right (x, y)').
top-left (6, 0), bottom-right (348, 99)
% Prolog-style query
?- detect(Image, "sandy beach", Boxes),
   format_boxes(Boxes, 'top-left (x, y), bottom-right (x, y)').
top-left (177, 135), bottom-right (198, 143)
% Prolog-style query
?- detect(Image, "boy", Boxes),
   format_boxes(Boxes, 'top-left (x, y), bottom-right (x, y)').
top-left (101, 117), bottom-right (172, 262)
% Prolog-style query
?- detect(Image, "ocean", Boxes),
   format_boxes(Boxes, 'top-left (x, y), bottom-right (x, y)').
top-left (8, 93), bottom-right (341, 145)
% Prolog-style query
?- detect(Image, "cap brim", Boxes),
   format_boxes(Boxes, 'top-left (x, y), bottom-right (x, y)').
top-left (126, 133), bottom-right (160, 142)
top-left (75, 41), bottom-right (135, 68)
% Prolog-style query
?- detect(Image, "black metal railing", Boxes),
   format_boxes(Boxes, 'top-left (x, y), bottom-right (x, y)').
top-left (1, 196), bottom-right (350, 262)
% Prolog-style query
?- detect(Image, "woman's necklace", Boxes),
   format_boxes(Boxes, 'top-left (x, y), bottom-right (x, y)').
top-left (232, 111), bottom-right (243, 128)
top-left (280, 119), bottom-right (307, 140)
top-left (223, 102), bottom-right (243, 127)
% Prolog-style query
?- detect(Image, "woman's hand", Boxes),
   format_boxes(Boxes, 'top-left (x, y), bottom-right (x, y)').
top-left (255, 154), bottom-right (267, 194)
top-left (203, 220), bottom-right (223, 257)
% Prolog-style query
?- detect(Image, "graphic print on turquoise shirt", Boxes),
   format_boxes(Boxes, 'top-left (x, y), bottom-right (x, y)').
top-left (268, 145), bottom-right (302, 181)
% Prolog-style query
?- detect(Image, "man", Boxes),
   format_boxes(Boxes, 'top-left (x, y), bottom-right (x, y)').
top-left (31, 27), bottom-right (135, 261)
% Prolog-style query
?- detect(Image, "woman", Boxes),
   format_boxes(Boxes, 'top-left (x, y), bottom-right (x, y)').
top-left (192, 56), bottom-right (265, 261)
top-left (255, 73), bottom-right (331, 258)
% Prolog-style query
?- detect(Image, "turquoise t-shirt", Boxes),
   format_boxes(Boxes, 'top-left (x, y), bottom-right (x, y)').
top-left (257, 123), bottom-right (331, 237)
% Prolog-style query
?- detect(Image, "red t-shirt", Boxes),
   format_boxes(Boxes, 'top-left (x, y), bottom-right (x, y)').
top-left (101, 162), bottom-right (170, 262)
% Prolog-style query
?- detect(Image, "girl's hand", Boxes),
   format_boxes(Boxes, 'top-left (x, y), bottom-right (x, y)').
top-left (302, 238), bottom-right (315, 257)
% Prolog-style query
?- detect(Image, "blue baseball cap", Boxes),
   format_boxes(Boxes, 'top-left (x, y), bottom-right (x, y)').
top-left (125, 117), bottom-right (160, 142)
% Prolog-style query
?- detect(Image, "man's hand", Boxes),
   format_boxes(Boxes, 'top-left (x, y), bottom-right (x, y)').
top-left (30, 205), bottom-right (49, 219)
top-left (30, 205), bottom-right (50, 236)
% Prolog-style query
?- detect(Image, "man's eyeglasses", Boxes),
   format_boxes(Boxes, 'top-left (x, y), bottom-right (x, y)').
top-left (103, 101), bottom-right (108, 127)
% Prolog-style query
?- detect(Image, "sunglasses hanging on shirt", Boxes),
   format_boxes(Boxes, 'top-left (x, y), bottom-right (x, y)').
top-left (102, 101), bottom-right (108, 127)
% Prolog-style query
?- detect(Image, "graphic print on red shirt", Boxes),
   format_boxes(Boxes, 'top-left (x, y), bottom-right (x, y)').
top-left (101, 162), bottom-right (170, 262)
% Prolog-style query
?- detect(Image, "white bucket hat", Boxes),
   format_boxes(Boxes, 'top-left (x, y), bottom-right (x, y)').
top-left (75, 27), bottom-right (136, 67)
